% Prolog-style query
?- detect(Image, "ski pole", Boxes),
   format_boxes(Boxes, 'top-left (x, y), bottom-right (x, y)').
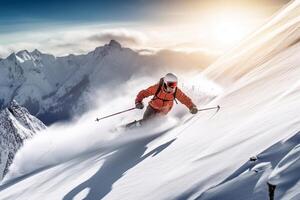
top-left (198, 105), bottom-right (220, 112)
top-left (95, 107), bottom-right (136, 122)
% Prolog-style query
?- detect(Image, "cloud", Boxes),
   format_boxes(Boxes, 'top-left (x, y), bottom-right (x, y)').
top-left (87, 31), bottom-right (142, 45)
top-left (0, 23), bottom-right (219, 58)
top-left (0, 26), bottom-right (148, 57)
top-left (47, 29), bottom-right (147, 55)
top-left (0, 42), bottom-right (41, 58)
top-left (53, 42), bottom-right (79, 49)
top-left (0, 47), bottom-right (10, 58)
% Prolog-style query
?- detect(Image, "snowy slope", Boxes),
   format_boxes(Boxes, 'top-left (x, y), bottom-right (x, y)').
top-left (0, 100), bottom-right (46, 180)
top-left (198, 132), bottom-right (300, 200)
top-left (0, 1), bottom-right (300, 200)
top-left (0, 41), bottom-right (214, 125)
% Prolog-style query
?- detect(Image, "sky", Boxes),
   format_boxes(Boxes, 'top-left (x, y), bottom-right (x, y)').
top-left (0, 0), bottom-right (292, 57)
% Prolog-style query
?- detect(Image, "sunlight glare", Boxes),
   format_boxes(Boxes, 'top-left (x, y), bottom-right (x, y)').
top-left (213, 18), bottom-right (249, 46)
top-left (195, 9), bottom-right (259, 50)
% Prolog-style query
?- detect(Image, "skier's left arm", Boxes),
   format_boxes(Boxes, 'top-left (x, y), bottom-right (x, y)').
top-left (175, 88), bottom-right (198, 114)
top-left (135, 84), bottom-right (158, 109)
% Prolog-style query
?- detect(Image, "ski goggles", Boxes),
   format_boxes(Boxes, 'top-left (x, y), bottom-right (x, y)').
top-left (166, 82), bottom-right (177, 88)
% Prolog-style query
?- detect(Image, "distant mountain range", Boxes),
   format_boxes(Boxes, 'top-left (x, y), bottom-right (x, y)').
top-left (0, 40), bottom-right (215, 125)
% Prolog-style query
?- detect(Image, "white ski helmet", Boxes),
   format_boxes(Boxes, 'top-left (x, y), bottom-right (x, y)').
top-left (163, 73), bottom-right (178, 89)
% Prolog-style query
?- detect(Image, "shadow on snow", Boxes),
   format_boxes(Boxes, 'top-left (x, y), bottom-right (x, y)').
top-left (176, 131), bottom-right (300, 200)
top-left (63, 128), bottom-right (176, 200)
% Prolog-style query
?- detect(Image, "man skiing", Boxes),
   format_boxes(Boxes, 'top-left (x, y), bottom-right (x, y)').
top-left (135, 73), bottom-right (198, 123)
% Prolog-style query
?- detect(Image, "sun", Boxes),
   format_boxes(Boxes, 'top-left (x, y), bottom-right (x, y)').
top-left (198, 9), bottom-right (257, 50)
top-left (211, 17), bottom-right (250, 47)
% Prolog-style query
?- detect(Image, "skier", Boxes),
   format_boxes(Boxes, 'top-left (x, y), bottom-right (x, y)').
top-left (135, 73), bottom-right (198, 124)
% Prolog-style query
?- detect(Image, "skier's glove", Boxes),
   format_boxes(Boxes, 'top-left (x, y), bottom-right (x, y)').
top-left (190, 106), bottom-right (198, 114)
top-left (135, 102), bottom-right (144, 109)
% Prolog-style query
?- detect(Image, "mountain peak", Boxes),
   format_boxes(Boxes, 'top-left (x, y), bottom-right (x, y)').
top-left (9, 99), bottom-right (21, 108)
top-left (17, 49), bottom-right (30, 55)
top-left (31, 49), bottom-right (42, 56)
top-left (108, 40), bottom-right (122, 49)
top-left (16, 50), bottom-right (33, 61)
top-left (92, 40), bottom-right (123, 56)
top-left (7, 52), bottom-right (17, 61)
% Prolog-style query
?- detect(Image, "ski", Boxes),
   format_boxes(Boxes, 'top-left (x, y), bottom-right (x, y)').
top-left (124, 119), bottom-right (143, 129)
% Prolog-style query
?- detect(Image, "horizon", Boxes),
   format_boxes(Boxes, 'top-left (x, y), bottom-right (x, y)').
top-left (0, 39), bottom-right (216, 60)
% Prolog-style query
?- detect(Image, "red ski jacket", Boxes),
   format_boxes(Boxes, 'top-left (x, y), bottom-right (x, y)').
top-left (136, 82), bottom-right (195, 114)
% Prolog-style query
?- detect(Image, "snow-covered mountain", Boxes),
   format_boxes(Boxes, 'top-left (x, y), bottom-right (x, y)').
top-left (0, 100), bottom-right (46, 180)
top-left (0, 1), bottom-right (299, 200)
top-left (0, 40), bottom-right (214, 125)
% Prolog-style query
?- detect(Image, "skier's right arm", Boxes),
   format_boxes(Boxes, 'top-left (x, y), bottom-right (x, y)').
top-left (135, 84), bottom-right (158, 104)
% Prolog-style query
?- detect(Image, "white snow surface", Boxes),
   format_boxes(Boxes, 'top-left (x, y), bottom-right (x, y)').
top-left (0, 1), bottom-right (300, 200)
